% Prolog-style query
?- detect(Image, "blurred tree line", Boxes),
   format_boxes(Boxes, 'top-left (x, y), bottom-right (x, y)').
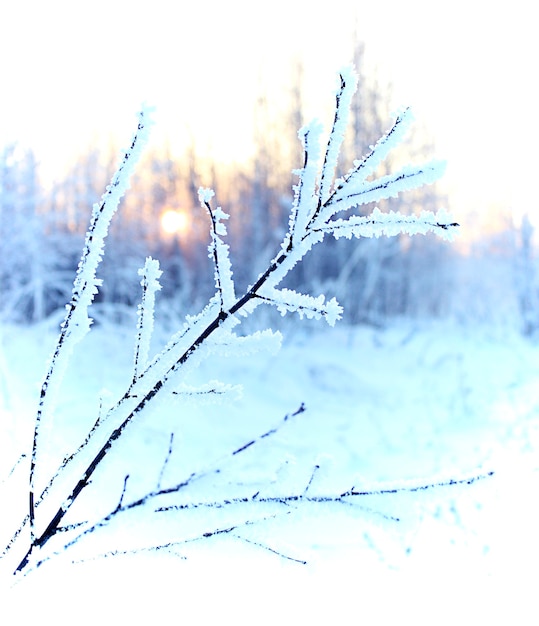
top-left (1, 45), bottom-right (535, 332)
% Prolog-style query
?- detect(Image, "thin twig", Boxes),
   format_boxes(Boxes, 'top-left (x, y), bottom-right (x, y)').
top-left (157, 434), bottom-right (174, 490)
top-left (231, 534), bottom-right (307, 565)
top-left (302, 464), bottom-right (320, 496)
top-left (340, 471), bottom-right (495, 497)
top-left (115, 475), bottom-right (130, 513)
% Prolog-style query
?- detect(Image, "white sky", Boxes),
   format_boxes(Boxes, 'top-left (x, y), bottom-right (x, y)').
top-left (1, 0), bottom-right (537, 227)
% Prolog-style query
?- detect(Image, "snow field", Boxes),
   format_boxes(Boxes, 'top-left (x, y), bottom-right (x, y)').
top-left (2, 319), bottom-right (539, 622)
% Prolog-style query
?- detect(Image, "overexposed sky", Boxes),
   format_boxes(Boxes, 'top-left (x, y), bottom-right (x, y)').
top-left (0, 0), bottom-right (537, 224)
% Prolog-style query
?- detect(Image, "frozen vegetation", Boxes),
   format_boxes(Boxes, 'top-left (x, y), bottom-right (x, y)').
top-left (1, 67), bottom-right (539, 623)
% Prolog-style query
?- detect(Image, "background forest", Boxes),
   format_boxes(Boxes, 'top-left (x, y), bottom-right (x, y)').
top-left (2, 44), bottom-right (534, 334)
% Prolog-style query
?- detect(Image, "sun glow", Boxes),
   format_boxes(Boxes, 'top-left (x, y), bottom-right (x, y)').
top-left (161, 209), bottom-right (189, 236)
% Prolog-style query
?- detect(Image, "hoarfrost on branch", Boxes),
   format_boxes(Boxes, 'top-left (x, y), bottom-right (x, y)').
top-left (3, 66), bottom-right (461, 577)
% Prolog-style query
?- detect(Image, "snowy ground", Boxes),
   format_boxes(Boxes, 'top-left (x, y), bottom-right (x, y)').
top-left (2, 318), bottom-right (539, 624)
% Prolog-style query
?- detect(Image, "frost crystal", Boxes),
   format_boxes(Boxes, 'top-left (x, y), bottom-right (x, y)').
top-left (259, 287), bottom-right (343, 326)
top-left (198, 187), bottom-right (215, 204)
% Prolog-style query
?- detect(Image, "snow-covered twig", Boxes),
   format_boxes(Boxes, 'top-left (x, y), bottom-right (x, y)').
top-left (6, 66), bottom-right (460, 576)
top-left (157, 433), bottom-right (174, 491)
top-left (17, 402), bottom-right (494, 573)
top-left (27, 108), bottom-right (153, 541)
top-left (16, 405), bottom-right (306, 574)
top-left (318, 67), bottom-right (357, 207)
top-left (289, 121), bottom-right (324, 247)
top-left (328, 106), bottom-right (416, 209)
top-left (200, 188), bottom-right (236, 311)
top-left (68, 512), bottom-right (305, 568)
top-left (255, 289), bottom-right (343, 326)
top-left (315, 208), bottom-right (458, 241)
top-left (132, 257), bottom-right (162, 384)
top-left (340, 470), bottom-right (495, 497)
top-left (155, 470), bottom-right (495, 515)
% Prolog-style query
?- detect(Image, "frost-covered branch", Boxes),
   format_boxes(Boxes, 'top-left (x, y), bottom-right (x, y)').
top-left (200, 188), bottom-right (236, 311)
top-left (157, 433), bottom-right (174, 491)
top-left (31, 468), bottom-right (495, 571)
top-left (64, 512), bottom-right (305, 569)
top-left (322, 160), bottom-right (447, 217)
top-left (6, 66), bottom-right (460, 576)
top-left (154, 470), bottom-right (495, 514)
top-left (256, 288), bottom-right (343, 326)
top-left (324, 105), bottom-right (416, 214)
top-left (28, 108), bottom-right (153, 541)
top-left (18, 402), bottom-right (493, 573)
top-left (289, 121), bottom-right (324, 246)
top-left (339, 470), bottom-right (495, 498)
top-left (132, 257), bottom-right (162, 384)
top-left (17, 405), bottom-right (306, 573)
top-left (314, 208), bottom-right (459, 241)
top-left (318, 67), bottom-right (357, 206)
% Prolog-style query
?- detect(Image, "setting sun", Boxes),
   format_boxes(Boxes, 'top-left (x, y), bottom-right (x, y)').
top-left (161, 209), bottom-right (188, 235)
